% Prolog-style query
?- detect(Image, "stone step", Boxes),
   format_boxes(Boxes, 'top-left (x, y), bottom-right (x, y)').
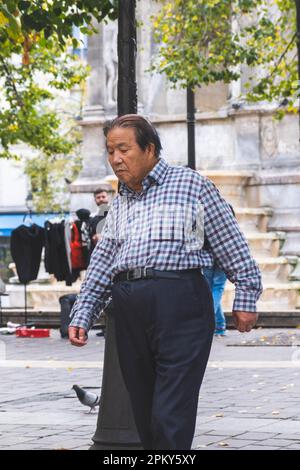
top-left (0, 308), bottom-right (105, 328)
top-left (224, 310), bottom-right (300, 328)
top-left (1, 307), bottom-right (299, 329)
top-left (200, 171), bottom-right (253, 207)
top-left (234, 207), bottom-right (273, 233)
top-left (255, 256), bottom-right (298, 283)
top-left (5, 282), bottom-right (80, 310)
top-left (222, 281), bottom-right (300, 311)
top-left (245, 231), bottom-right (286, 257)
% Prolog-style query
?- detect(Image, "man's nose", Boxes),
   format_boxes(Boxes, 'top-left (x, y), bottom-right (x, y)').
top-left (110, 150), bottom-right (123, 165)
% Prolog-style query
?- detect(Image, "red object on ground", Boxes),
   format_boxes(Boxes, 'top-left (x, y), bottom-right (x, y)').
top-left (16, 327), bottom-right (50, 338)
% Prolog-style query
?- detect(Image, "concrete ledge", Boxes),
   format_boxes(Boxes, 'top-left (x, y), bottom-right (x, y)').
top-left (225, 310), bottom-right (300, 328)
top-left (1, 308), bottom-right (299, 329)
top-left (0, 309), bottom-right (105, 329)
top-left (249, 173), bottom-right (300, 186)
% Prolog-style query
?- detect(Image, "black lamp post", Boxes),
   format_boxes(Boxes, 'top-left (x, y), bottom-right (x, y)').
top-left (187, 87), bottom-right (196, 170)
top-left (90, 0), bottom-right (141, 450)
top-left (117, 0), bottom-right (137, 116)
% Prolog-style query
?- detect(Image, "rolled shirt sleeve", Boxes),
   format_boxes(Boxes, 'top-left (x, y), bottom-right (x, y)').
top-left (201, 177), bottom-right (263, 313)
top-left (69, 211), bottom-right (116, 331)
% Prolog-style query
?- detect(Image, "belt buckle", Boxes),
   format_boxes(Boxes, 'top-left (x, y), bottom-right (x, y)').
top-left (127, 267), bottom-right (148, 281)
top-left (127, 268), bottom-right (141, 281)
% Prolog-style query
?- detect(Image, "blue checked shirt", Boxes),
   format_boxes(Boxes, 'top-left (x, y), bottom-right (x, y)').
top-left (70, 157), bottom-right (262, 331)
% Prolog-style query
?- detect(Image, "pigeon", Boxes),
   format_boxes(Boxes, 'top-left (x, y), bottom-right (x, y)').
top-left (72, 385), bottom-right (101, 413)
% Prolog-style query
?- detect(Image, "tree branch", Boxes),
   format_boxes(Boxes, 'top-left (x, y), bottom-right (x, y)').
top-left (0, 55), bottom-right (25, 108)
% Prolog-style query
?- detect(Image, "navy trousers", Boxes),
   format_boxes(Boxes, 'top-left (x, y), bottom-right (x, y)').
top-left (112, 270), bottom-right (215, 450)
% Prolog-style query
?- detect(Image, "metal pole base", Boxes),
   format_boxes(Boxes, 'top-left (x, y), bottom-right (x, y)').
top-left (89, 443), bottom-right (142, 451)
top-left (90, 304), bottom-right (142, 450)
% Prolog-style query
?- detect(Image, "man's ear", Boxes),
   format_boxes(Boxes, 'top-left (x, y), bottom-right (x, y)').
top-left (147, 143), bottom-right (156, 159)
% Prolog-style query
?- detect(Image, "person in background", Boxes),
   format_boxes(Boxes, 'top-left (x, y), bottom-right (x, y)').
top-left (90, 188), bottom-right (110, 246)
top-left (92, 188), bottom-right (109, 217)
top-left (203, 204), bottom-right (237, 337)
top-left (203, 262), bottom-right (228, 337)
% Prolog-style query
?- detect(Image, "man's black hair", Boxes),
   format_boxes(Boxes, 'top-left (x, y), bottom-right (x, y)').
top-left (103, 114), bottom-right (162, 158)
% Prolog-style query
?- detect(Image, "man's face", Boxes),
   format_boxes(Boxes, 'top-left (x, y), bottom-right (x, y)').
top-left (94, 191), bottom-right (109, 206)
top-left (106, 127), bottom-right (156, 191)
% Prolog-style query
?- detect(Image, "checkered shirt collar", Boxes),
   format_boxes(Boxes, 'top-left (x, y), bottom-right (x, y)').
top-left (119, 157), bottom-right (169, 196)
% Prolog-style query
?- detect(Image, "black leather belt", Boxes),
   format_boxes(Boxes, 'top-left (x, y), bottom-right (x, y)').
top-left (113, 268), bottom-right (201, 283)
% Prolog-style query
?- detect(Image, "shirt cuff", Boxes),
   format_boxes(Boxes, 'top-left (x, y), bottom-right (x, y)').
top-left (69, 315), bottom-right (93, 331)
top-left (233, 288), bottom-right (259, 313)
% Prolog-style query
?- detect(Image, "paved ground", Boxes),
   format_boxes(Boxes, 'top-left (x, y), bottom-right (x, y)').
top-left (1, 327), bottom-right (300, 450)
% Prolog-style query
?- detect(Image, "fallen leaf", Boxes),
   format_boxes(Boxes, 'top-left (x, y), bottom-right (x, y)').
top-left (219, 442), bottom-right (229, 447)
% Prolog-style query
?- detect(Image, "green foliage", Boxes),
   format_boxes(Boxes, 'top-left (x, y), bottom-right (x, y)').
top-left (24, 122), bottom-right (84, 212)
top-left (0, 1), bottom-right (118, 48)
top-left (152, 0), bottom-right (298, 114)
top-left (0, 39), bottom-right (88, 159)
top-left (0, 0), bottom-right (118, 211)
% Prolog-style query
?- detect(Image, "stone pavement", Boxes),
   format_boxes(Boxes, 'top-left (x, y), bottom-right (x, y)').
top-left (1, 327), bottom-right (300, 450)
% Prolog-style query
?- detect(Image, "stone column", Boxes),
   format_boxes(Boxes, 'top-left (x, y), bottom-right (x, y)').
top-left (69, 23), bottom-right (115, 213)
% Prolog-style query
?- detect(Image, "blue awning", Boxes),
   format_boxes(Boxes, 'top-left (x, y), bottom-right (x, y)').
top-left (0, 213), bottom-right (67, 237)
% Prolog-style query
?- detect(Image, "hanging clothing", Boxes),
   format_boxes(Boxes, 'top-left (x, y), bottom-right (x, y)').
top-left (74, 208), bottom-right (91, 264)
top-left (71, 222), bottom-right (88, 270)
top-left (10, 224), bottom-right (45, 284)
top-left (64, 219), bottom-right (72, 273)
top-left (44, 220), bottom-right (73, 285)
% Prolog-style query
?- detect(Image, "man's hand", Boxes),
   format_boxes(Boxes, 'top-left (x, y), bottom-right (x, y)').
top-left (69, 326), bottom-right (88, 347)
top-left (232, 311), bottom-right (258, 333)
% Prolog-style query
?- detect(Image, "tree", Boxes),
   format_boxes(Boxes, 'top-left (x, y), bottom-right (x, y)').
top-left (0, 1), bottom-right (118, 48)
top-left (0, 1), bottom-right (118, 210)
top-left (151, 0), bottom-right (298, 117)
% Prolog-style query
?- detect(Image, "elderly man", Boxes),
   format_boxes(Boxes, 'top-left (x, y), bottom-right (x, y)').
top-left (69, 114), bottom-right (262, 450)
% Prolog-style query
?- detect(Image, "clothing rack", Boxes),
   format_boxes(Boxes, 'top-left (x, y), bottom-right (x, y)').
top-left (21, 211), bottom-right (32, 325)
top-left (24, 283), bottom-right (28, 325)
